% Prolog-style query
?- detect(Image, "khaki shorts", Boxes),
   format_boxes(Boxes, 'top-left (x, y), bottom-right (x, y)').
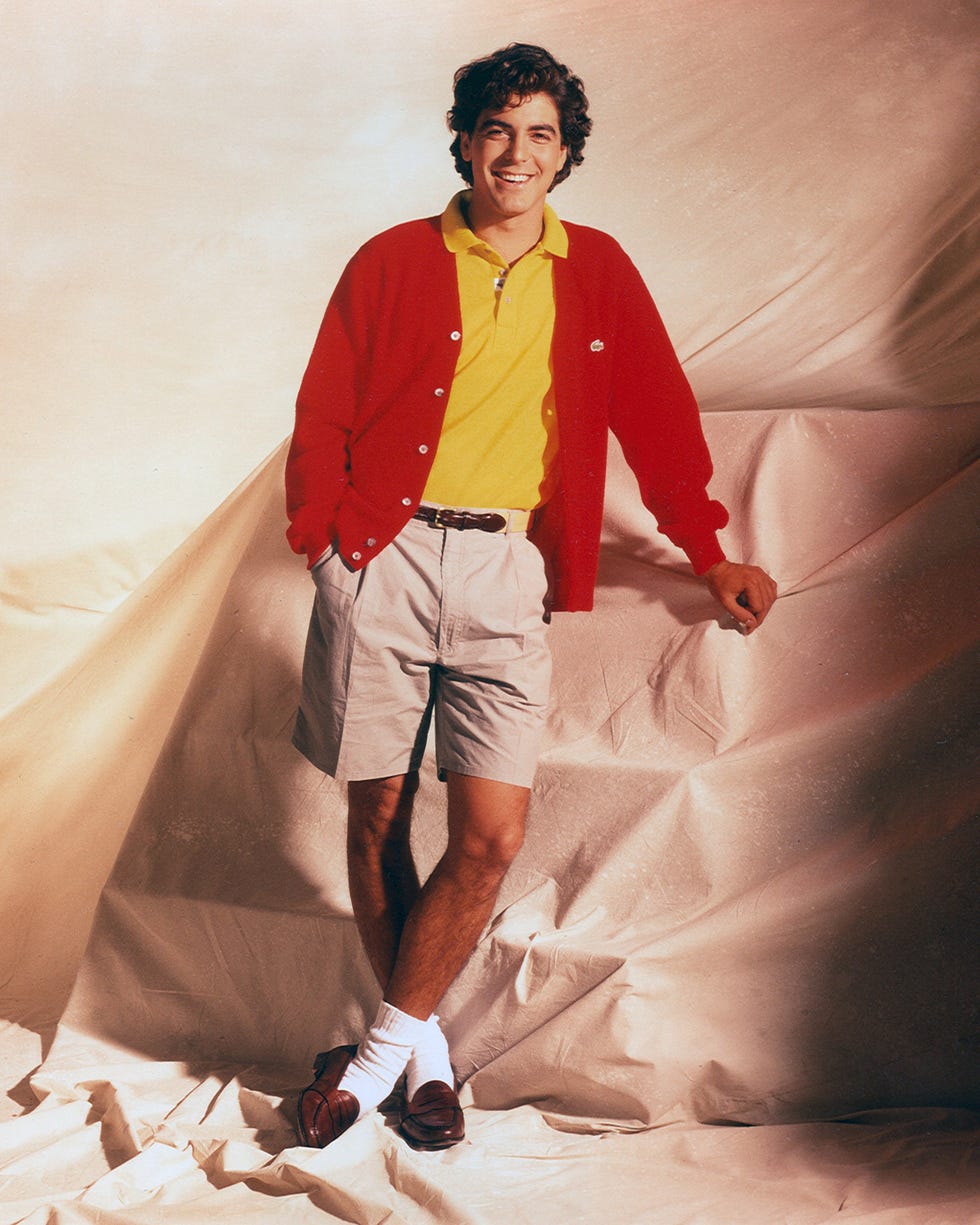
top-left (293, 515), bottom-right (551, 786)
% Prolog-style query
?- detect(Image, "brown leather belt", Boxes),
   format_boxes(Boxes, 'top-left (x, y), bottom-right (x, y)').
top-left (412, 504), bottom-right (532, 533)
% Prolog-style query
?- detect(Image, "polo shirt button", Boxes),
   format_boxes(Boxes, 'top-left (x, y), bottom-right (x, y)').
top-left (401, 497), bottom-right (412, 506)
top-left (418, 444), bottom-right (429, 454)
top-left (450, 330), bottom-right (461, 341)
top-left (366, 537), bottom-right (376, 547)
top-left (434, 387), bottom-right (445, 397)
top-left (351, 550), bottom-right (362, 561)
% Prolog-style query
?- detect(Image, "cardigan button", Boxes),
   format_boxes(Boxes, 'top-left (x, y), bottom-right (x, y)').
top-left (351, 550), bottom-right (362, 561)
top-left (450, 330), bottom-right (461, 341)
top-left (401, 497), bottom-right (412, 506)
top-left (434, 387), bottom-right (445, 397)
top-left (366, 537), bottom-right (377, 547)
top-left (418, 444), bottom-right (429, 454)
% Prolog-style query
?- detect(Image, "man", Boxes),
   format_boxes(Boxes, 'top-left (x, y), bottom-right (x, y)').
top-left (286, 43), bottom-right (777, 1151)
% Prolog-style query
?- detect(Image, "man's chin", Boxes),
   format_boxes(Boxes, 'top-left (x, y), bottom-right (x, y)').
top-left (489, 191), bottom-right (539, 218)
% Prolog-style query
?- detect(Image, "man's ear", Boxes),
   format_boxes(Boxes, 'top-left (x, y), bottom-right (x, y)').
top-left (459, 130), bottom-right (473, 163)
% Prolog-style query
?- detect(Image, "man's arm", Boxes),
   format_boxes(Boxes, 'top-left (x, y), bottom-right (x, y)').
top-left (285, 255), bottom-right (368, 567)
top-left (605, 248), bottom-right (777, 632)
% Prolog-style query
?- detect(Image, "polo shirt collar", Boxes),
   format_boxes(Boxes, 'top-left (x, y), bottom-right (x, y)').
top-left (441, 191), bottom-right (568, 259)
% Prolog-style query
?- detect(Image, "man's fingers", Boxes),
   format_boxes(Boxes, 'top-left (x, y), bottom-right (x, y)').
top-left (704, 561), bottom-right (777, 633)
top-left (732, 589), bottom-right (756, 629)
top-left (734, 605), bottom-right (758, 632)
top-left (732, 577), bottom-right (777, 631)
top-left (739, 575), bottom-right (778, 621)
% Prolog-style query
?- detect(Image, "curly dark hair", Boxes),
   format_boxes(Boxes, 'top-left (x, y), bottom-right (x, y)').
top-left (447, 43), bottom-right (592, 190)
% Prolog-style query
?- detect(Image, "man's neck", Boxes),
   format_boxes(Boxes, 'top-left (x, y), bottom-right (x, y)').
top-left (464, 199), bottom-right (545, 265)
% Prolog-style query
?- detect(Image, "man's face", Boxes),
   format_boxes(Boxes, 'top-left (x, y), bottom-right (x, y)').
top-left (460, 92), bottom-right (568, 228)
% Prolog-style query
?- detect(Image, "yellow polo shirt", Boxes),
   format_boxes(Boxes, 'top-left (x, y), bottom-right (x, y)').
top-left (422, 191), bottom-right (566, 510)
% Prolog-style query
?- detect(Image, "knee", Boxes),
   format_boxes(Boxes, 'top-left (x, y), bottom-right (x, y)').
top-left (455, 819), bottom-right (525, 878)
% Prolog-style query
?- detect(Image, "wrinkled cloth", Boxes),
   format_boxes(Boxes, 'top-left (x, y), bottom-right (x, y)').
top-left (1, 0), bottom-right (978, 1221)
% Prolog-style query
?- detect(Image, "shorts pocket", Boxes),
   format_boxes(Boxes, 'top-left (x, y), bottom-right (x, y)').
top-left (312, 545), bottom-right (361, 603)
top-left (311, 541), bottom-right (337, 570)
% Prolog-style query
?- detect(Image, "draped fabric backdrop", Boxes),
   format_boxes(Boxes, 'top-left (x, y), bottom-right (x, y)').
top-left (1, 1), bottom-right (977, 1221)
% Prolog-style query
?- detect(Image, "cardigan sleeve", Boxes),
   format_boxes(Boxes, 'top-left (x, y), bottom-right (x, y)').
top-left (607, 251), bottom-right (728, 573)
top-left (285, 248), bottom-right (374, 566)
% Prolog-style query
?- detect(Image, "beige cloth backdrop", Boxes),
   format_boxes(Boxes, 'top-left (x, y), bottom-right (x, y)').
top-left (1, 1), bottom-right (978, 1221)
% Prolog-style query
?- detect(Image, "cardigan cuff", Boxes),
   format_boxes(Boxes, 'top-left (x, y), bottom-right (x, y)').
top-left (687, 536), bottom-right (726, 576)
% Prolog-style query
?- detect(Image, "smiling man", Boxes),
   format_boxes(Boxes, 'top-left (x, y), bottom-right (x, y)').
top-left (286, 43), bottom-right (776, 1151)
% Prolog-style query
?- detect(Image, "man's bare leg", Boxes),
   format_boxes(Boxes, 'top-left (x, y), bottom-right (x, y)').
top-left (336, 771), bottom-right (529, 1113)
top-left (347, 772), bottom-right (421, 988)
top-left (346, 771), bottom-right (529, 1010)
top-left (383, 772), bottom-right (529, 1017)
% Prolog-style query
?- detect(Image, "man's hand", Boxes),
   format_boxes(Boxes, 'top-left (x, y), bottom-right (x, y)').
top-left (703, 559), bottom-right (777, 634)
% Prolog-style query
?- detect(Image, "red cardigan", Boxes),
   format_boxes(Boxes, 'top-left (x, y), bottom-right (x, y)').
top-left (285, 215), bottom-right (728, 613)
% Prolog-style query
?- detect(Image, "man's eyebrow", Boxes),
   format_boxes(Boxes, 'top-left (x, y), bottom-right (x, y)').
top-left (477, 117), bottom-right (559, 134)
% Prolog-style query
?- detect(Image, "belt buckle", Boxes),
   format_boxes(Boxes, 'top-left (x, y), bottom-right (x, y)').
top-left (432, 507), bottom-right (454, 529)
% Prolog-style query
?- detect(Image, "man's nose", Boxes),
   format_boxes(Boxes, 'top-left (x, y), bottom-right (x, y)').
top-left (509, 131), bottom-right (530, 162)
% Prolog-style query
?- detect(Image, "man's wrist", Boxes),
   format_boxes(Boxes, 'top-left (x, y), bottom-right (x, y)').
top-left (700, 557), bottom-right (729, 579)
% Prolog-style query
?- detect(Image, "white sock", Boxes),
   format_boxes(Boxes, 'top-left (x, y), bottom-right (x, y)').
top-left (405, 1014), bottom-right (455, 1098)
top-left (338, 1000), bottom-right (430, 1116)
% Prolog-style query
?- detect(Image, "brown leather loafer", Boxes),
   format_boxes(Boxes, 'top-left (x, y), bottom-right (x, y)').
top-left (297, 1044), bottom-right (360, 1147)
top-left (399, 1080), bottom-right (465, 1150)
